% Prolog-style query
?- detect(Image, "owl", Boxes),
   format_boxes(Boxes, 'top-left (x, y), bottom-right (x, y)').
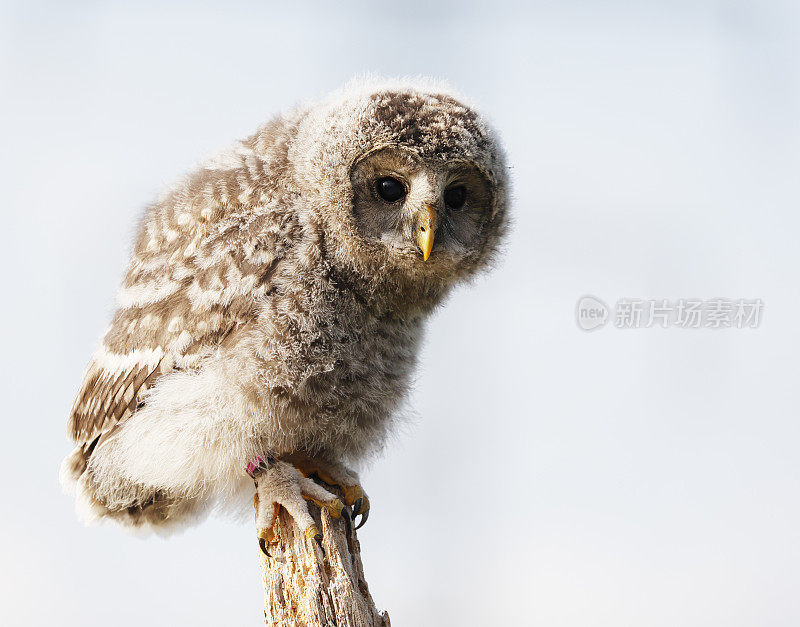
top-left (60, 78), bottom-right (509, 550)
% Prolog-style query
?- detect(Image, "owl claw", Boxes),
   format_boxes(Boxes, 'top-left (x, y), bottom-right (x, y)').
top-left (252, 459), bottom-right (341, 555)
top-left (355, 506), bottom-right (369, 530)
top-left (278, 455), bottom-right (372, 531)
top-left (258, 537), bottom-right (270, 557)
top-left (351, 495), bottom-right (370, 529)
top-left (341, 505), bottom-right (353, 536)
top-left (342, 487), bottom-right (370, 529)
top-left (257, 526), bottom-right (275, 557)
top-left (268, 454), bottom-right (370, 534)
top-left (306, 524), bottom-right (323, 545)
top-left (351, 494), bottom-right (370, 529)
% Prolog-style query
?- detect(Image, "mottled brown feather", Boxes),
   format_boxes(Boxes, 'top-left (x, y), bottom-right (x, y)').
top-left (68, 117), bottom-right (298, 451)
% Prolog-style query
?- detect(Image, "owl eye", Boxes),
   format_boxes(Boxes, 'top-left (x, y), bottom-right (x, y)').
top-left (375, 177), bottom-right (406, 203)
top-left (444, 185), bottom-right (467, 210)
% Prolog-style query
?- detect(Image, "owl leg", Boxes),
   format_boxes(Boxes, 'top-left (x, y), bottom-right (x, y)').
top-left (282, 454), bottom-right (371, 530)
top-left (249, 456), bottom-right (346, 556)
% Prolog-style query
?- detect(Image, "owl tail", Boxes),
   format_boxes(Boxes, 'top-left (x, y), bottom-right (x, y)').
top-left (60, 445), bottom-right (206, 533)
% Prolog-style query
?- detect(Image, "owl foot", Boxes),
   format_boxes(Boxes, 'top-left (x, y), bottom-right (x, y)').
top-left (248, 457), bottom-right (345, 557)
top-left (282, 454), bottom-right (371, 529)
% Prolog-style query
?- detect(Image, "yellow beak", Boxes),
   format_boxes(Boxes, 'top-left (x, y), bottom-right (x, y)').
top-left (416, 205), bottom-right (438, 261)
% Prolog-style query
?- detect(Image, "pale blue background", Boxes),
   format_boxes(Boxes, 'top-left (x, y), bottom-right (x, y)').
top-left (2, 1), bottom-right (799, 625)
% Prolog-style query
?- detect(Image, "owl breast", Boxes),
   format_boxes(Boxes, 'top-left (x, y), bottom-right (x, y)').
top-left (247, 271), bottom-right (425, 461)
top-left (298, 312), bottom-right (422, 459)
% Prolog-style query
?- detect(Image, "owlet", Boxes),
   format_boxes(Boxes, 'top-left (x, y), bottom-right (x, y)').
top-left (61, 79), bottom-right (509, 550)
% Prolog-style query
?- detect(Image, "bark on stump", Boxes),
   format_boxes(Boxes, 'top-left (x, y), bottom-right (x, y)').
top-left (259, 501), bottom-right (389, 626)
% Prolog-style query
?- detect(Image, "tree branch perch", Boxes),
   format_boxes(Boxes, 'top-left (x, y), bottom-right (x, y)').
top-left (259, 498), bottom-right (389, 626)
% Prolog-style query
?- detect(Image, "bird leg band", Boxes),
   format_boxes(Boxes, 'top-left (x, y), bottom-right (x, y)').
top-left (246, 454), bottom-right (274, 479)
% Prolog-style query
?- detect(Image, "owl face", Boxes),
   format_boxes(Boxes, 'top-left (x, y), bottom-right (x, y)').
top-left (284, 82), bottom-right (509, 307)
top-left (350, 146), bottom-right (493, 268)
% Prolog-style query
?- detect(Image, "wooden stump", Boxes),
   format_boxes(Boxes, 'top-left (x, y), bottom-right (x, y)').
top-left (259, 501), bottom-right (390, 626)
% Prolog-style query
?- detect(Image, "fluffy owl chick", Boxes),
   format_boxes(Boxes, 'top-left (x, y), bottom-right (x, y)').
top-left (61, 78), bottom-right (509, 548)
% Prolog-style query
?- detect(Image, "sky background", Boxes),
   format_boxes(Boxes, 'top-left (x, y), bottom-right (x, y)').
top-left (2, 1), bottom-right (799, 625)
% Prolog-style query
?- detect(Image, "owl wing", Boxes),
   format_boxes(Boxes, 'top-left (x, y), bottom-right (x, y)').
top-left (68, 141), bottom-right (300, 451)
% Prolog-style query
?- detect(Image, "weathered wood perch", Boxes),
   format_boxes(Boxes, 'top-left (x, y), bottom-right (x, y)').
top-left (259, 497), bottom-right (390, 626)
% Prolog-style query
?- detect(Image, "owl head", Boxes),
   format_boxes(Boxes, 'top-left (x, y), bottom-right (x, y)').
top-left (262, 79), bottom-right (509, 312)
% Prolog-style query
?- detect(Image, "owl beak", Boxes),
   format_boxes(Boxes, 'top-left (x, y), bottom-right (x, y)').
top-left (416, 205), bottom-right (438, 261)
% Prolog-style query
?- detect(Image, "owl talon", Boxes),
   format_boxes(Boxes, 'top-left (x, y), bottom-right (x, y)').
top-left (341, 505), bottom-right (353, 536)
top-left (257, 522), bottom-right (275, 557)
top-left (327, 498), bottom-right (344, 519)
top-left (352, 494), bottom-right (370, 529)
top-left (257, 522), bottom-right (276, 557)
top-left (285, 455), bottom-right (371, 530)
top-left (303, 495), bottom-right (345, 521)
top-left (341, 485), bottom-right (370, 529)
top-left (355, 505), bottom-right (369, 530)
top-left (252, 459), bottom-right (340, 553)
top-left (305, 524), bottom-right (323, 545)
